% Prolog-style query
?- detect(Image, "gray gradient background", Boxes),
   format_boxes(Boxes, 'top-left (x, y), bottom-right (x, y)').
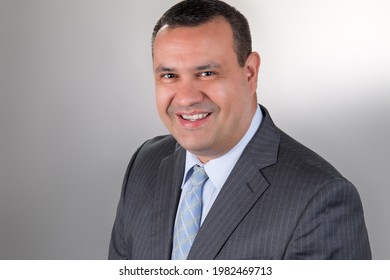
top-left (0, 0), bottom-right (389, 259)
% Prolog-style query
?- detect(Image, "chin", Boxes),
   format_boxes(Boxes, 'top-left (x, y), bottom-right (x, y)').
top-left (180, 142), bottom-right (210, 155)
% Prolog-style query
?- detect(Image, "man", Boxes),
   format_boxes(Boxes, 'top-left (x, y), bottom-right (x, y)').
top-left (109, 0), bottom-right (371, 259)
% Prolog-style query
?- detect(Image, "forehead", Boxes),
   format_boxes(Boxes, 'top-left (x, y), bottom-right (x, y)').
top-left (152, 17), bottom-right (236, 66)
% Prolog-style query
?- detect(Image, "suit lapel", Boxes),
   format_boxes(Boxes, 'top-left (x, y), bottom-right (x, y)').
top-left (151, 145), bottom-right (185, 259)
top-left (188, 106), bottom-right (280, 259)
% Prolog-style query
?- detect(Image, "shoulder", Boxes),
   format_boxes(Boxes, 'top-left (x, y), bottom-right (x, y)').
top-left (256, 107), bottom-right (351, 195)
top-left (128, 134), bottom-right (178, 170)
top-left (254, 106), bottom-right (345, 186)
top-left (259, 127), bottom-right (357, 205)
top-left (120, 134), bottom-right (178, 198)
top-left (138, 134), bottom-right (177, 157)
top-left (277, 129), bottom-right (343, 181)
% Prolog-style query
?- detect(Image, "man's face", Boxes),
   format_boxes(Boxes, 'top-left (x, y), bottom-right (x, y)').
top-left (153, 17), bottom-right (260, 162)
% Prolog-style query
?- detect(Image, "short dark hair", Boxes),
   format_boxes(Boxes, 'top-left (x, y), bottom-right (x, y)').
top-left (152, 0), bottom-right (252, 67)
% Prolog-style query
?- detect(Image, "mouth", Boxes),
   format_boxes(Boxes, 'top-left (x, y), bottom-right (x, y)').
top-left (180, 113), bottom-right (210, 122)
top-left (176, 111), bottom-right (212, 128)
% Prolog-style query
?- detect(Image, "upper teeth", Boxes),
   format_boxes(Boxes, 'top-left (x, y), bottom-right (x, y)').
top-left (181, 113), bottom-right (209, 121)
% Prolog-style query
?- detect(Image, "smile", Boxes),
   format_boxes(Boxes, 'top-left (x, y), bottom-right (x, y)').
top-left (180, 113), bottom-right (210, 122)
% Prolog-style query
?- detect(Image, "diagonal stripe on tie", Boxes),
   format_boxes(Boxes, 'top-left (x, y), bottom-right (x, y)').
top-left (172, 165), bottom-right (208, 260)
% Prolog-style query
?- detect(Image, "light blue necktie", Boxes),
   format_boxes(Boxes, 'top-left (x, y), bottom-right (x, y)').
top-left (171, 165), bottom-right (208, 260)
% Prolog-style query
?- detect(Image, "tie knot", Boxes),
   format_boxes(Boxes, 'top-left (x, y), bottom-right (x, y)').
top-left (191, 165), bottom-right (208, 186)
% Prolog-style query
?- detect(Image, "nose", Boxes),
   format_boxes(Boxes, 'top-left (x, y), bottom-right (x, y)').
top-left (173, 78), bottom-right (203, 107)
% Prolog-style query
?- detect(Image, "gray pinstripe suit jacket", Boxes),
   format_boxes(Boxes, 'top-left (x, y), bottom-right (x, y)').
top-left (109, 105), bottom-right (371, 259)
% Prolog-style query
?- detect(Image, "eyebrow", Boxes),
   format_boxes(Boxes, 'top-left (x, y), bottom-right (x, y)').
top-left (155, 65), bottom-right (174, 73)
top-left (195, 62), bottom-right (221, 71)
top-left (154, 62), bottom-right (222, 74)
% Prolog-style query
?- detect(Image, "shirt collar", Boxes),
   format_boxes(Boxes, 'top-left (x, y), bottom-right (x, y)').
top-left (183, 105), bottom-right (263, 190)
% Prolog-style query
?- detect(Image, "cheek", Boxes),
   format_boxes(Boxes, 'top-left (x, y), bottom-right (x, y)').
top-left (206, 80), bottom-right (243, 109)
top-left (155, 85), bottom-right (172, 114)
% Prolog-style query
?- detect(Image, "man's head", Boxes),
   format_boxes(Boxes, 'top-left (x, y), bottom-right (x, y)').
top-left (152, 0), bottom-right (260, 163)
top-left (152, 0), bottom-right (252, 67)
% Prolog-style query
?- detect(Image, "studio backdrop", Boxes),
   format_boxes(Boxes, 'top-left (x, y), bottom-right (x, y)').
top-left (0, 0), bottom-right (389, 259)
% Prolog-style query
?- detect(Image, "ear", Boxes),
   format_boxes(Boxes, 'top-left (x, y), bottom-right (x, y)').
top-left (244, 52), bottom-right (261, 94)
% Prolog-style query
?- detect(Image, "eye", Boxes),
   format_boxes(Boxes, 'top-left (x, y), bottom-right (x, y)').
top-left (200, 71), bottom-right (214, 77)
top-left (161, 73), bottom-right (176, 79)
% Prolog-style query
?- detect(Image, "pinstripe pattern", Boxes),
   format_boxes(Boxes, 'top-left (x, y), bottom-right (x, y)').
top-left (109, 105), bottom-right (371, 260)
